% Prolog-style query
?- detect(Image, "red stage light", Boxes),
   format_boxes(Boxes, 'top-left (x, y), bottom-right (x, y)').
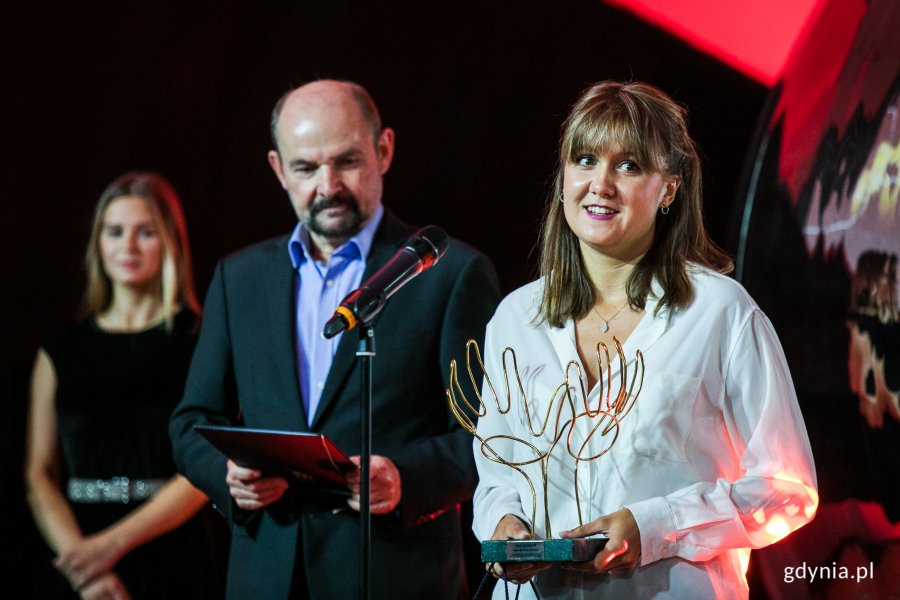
top-left (600, 0), bottom-right (826, 86)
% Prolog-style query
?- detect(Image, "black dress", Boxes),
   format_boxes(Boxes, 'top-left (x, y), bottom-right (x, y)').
top-left (41, 309), bottom-right (225, 599)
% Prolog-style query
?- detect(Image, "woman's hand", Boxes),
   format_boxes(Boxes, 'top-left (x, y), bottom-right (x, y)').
top-left (486, 514), bottom-right (551, 584)
top-left (560, 508), bottom-right (642, 575)
top-left (78, 571), bottom-right (132, 600)
top-left (54, 532), bottom-right (124, 591)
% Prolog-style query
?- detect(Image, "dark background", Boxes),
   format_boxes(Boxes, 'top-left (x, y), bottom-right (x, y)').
top-left (1, 0), bottom-right (769, 593)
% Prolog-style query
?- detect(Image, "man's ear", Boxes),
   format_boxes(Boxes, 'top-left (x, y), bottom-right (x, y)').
top-left (377, 128), bottom-right (395, 175)
top-left (267, 150), bottom-right (288, 189)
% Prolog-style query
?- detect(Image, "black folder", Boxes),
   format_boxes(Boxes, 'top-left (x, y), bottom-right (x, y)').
top-left (194, 425), bottom-right (354, 494)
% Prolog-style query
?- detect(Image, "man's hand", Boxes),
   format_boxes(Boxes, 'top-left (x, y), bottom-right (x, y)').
top-left (487, 514), bottom-right (551, 584)
top-left (225, 459), bottom-right (289, 510)
top-left (560, 508), bottom-right (642, 575)
top-left (345, 455), bottom-right (401, 514)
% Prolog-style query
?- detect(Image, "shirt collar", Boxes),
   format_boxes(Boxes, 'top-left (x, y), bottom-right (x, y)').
top-left (288, 204), bottom-right (384, 269)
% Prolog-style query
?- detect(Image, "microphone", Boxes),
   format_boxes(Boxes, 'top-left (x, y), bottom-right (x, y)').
top-left (322, 225), bottom-right (449, 339)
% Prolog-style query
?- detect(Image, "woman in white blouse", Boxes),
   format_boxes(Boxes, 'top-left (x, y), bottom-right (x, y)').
top-left (471, 81), bottom-right (818, 599)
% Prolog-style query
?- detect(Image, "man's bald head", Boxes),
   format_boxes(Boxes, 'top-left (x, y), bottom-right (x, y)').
top-left (270, 80), bottom-right (383, 152)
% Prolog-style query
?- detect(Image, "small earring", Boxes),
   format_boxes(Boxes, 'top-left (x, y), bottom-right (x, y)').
top-left (559, 193), bottom-right (564, 203)
top-left (660, 203), bottom-right (670, 215)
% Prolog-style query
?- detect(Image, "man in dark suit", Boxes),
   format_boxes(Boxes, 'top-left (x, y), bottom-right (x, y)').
top-left (169, 79), bottom-right (501, 599)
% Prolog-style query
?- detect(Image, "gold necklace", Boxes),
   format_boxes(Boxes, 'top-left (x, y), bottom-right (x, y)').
top-left (592, 302), bottom-right (629, 333)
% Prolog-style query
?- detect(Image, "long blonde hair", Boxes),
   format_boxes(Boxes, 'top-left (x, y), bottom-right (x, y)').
top-left (83, 172), bottom-right (200, 329)
top-left (538, 81), bottom-right (733, 327)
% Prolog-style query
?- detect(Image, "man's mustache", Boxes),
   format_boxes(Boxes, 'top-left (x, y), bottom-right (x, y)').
top-left (311, 195), bottom-right (359, 213)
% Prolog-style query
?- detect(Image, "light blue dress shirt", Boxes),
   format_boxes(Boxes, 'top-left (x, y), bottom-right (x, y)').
top-left (288, 205), bottom-right (384, 426)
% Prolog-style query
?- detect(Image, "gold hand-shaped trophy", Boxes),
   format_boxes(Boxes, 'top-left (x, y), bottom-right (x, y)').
top-left (447, 337), bottom-right (644, 562)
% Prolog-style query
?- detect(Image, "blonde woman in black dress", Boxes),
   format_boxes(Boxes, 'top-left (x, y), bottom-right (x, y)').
top-left (25, 172), bottom-right (222, 599)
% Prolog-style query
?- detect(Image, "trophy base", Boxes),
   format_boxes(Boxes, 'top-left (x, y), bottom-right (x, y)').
top-left (481, 536), bottom-right (609, 562)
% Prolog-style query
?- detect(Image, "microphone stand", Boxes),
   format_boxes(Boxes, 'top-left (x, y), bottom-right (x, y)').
top-left (357, 324), bottom-right (375, 600)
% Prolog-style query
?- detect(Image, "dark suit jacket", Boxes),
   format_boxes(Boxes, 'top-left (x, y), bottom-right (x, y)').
top-left (170, 212), bottom-right (501, 599)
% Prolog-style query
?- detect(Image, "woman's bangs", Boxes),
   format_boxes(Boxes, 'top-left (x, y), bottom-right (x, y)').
top-left (566, 109), bottom-right (649, 165)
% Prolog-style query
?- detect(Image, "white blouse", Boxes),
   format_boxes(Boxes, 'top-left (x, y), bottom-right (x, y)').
top-left (470, 267), bottom-right (818, 599)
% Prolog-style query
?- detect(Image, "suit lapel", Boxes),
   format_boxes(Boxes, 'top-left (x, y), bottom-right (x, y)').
top-left (264, 240), bottom-right (308, 431)
top-left (311, 213), bottom-right (410, 429)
